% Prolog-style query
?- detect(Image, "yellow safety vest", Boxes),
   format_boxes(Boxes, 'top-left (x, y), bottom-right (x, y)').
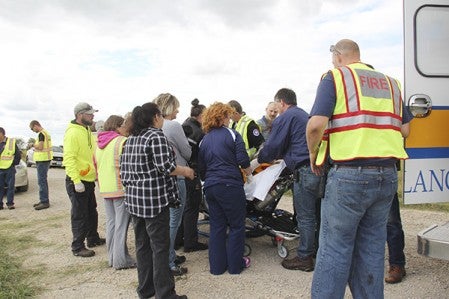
top-left (234, 115), bottom-right (257, 159)
top-left (0, 138), bottom-right (16, 169)
top-left (34, 129), bottom-right (53, 162)
top-left (318, 63), bottom-right (408, 163)
top-left (94, 136), bottom-right (126, 198)
top-left (316, 131), bottom-right (329, 166)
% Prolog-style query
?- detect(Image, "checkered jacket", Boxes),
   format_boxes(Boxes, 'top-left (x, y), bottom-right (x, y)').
top-left (120, 127), bottom-right (179, 218)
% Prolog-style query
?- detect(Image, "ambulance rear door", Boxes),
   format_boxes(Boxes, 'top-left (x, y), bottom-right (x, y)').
top-left (403, 0), bottom-right (449, 260)
top-left (404, 0), bottom-right (449, 204)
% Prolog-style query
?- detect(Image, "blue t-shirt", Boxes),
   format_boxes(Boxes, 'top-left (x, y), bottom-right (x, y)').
top-left (310, 72), bottom-right (413, 166)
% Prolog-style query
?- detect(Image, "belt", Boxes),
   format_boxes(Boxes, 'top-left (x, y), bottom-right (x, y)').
top-left (333, 164), bottom-right (394, 170)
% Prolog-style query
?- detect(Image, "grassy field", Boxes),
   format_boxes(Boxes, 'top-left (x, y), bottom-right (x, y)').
top-left (0, 232), bottom-right (39, 298)
top-left (2, 167), bottom-right (447, 298)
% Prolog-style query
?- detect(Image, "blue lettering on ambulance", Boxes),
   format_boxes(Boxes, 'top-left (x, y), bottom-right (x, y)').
top-left (405, 169), bottom-right (449, 193)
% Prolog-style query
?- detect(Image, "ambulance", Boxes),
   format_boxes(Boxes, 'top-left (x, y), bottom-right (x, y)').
top-left (403, 0), bottom-right (449, 260)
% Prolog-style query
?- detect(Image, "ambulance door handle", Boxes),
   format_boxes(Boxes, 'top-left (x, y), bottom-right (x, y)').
top-left (408, 94), bottom-right (432, 118)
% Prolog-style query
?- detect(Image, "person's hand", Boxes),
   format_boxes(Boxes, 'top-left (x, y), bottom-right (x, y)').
top-left (246, 174), bottom-right (254, 184)
top-left (74, 182), bottom-right (85, 193)
top-left (184, 167), bottom-right (195, 180)
top-left (309, 152), bottom-right (325, 176)
top-left (250, 159), bottom-right (260, 172)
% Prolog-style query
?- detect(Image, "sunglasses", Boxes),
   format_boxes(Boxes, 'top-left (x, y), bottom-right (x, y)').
top-left (330, 45), bottom-right (341, 55)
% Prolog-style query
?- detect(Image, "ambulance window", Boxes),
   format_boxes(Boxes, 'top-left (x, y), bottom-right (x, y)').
top-left (415, 5), bottom-right (449, 77)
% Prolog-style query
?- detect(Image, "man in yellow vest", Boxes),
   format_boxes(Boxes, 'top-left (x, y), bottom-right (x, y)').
top-left (306, 39), bottom-right (412, 299)
top-left (0, 127), bottom-right (21, 210)
top-left (228, 100), bottom-right (264, 160)
top-left (64, 102), bottom-right (105, 257)
top-left (29, 120), bottom-right (53, 210)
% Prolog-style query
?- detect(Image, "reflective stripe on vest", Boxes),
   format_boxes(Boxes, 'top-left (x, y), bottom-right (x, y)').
top-left (34, 129), bottom-right (53, 161)
top-left (234, 115), bottom-right (256, 159)
top-left (0, 138), bottom-right (16, 169)
top-left (327, 63), bottom-right (408, 161)
top-left (95, 136), bottom-right (126, 198)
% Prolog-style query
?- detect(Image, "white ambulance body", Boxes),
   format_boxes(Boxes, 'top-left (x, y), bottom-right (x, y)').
top-left (403, 0), bottom-right (449, 260)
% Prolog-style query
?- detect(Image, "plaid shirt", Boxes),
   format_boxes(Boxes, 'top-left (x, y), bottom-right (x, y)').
top-left (120, 127), bottom-right (178, 218)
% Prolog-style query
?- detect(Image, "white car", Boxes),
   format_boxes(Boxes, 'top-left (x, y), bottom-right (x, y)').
top-left (26, 146), bottom-right (64, 168)
top-left (50, 146), bottom-right (64, 167)
top-left (14, 159), bottom-right (29, 192)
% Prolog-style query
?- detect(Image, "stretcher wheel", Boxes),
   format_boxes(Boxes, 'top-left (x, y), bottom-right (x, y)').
top-left (278, 245), bottom-right (288, 258)
top-left (244, 244), bottom-right (252, 257)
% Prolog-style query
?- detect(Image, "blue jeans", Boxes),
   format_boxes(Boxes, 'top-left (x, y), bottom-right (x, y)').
top-left (293, 165), bottom-right (322, 258)
top-left (0, 166), bottom-right (16, 206)
top-left (169, 178), bottom-right (186, 269)
top-left (312, 165), bottom-right (397, 299)
top-left (36, 161), bottom-right (50, 204)
top-left (386, 192), bottom-right (405, 267)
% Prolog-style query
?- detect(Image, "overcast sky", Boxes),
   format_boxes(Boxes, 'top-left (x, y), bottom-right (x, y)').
top-left (0, 0), bottom-right (403, 146)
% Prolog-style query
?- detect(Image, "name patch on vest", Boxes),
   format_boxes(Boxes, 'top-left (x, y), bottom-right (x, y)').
top-left (356, 69), bottom-right (391, 99)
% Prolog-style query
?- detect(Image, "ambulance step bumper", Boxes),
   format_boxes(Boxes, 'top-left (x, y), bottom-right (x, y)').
top-left (417, 222), bottom-right (449, 261)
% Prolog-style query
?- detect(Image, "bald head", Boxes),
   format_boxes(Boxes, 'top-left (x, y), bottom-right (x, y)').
top-left (331, 39), bottom-right (361, 67)
top-left (265, 102), bottom-right (279, 121)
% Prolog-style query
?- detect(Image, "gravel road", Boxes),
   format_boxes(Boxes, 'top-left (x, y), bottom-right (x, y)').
top-left (3, 167), bottom-right (449, 298)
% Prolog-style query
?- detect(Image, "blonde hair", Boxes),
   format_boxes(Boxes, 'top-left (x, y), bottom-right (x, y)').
top-left (152, 93), bottom-right (180, 118)
top-left (202, 102), bottom-right (235, 133)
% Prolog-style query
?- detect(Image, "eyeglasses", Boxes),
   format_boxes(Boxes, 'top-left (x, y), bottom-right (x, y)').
top-left (330, 45), bottom-right (341, 55)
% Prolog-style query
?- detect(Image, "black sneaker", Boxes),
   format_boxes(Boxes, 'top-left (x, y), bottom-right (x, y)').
top-left (73, 248), bottom-right (95, 257)
top-left (35, 203), bottom-right (50, 210)
top-left (184, 242), bottom-right (208, 253)
top-left (7, 204), bottom-right (15, 210)
top-left (0, 206), bottom-right (3, 210)
top-left (171, 266), bottom-right (188, 276)
top-left (174, 255), bottom-right (186, 265)
top-left (87, 238), bottom-right (106, 248)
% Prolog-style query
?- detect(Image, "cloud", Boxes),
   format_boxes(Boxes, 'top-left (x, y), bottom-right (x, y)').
top-left (0, 0), bottom-right (404, 146)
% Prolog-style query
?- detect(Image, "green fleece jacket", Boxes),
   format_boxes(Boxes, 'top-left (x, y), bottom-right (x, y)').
top-left (63, 120), bottom-right (96, 183)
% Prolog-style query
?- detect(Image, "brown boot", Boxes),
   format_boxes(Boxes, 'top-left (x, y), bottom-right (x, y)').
top-left (385, 265), bottom-right (406, 284)
top-left (281, 256), bottom-right (314, 271)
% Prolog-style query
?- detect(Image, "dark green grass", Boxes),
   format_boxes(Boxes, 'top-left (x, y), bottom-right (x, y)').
top-left (0, 233), bottom-right (38, 298)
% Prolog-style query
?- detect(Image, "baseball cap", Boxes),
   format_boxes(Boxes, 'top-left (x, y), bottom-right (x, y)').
top-left (74, 102), bottom-right (98, 116)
